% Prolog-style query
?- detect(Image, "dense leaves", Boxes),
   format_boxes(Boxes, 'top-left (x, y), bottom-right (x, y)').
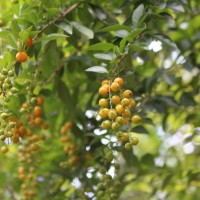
top-left (0, 0), bottom-right (200, 200)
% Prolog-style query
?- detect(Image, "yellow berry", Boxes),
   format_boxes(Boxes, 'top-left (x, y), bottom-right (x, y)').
top-left (123, 90), bottom-right (132, 98)
top-left (121, 98), bottom-right (131, 107)
top-left (99, 87), bottom-right (108, 96)
top-left (111, 82), bottom-right (120, 92)
top-left (99, 108), bottom-right (109, 118)
top-left (111, 95), bottom-right (121, 105)
top-left (101, 120), bottom-right (111, 129)
top-left (108, 109), bottom-right (117, 119)
top-left (132, 115), bottom-right (141, 124)
top-left (99, 98), bottom-right (108, 107)
top-left (115, 104), bottom-right (125, 114)
top-left (114, 77), bottom-right (124, 86)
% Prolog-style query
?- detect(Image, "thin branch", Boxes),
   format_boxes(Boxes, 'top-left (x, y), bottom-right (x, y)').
top-left (113, 53), bottom-right (127, 74)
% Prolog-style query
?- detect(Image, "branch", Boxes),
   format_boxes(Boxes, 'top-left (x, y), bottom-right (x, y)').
top-left (113, 53), bottom-right (127, 74)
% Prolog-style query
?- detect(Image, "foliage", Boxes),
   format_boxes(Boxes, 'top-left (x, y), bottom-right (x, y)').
top-left (0, 0), bottom-right (200, 200)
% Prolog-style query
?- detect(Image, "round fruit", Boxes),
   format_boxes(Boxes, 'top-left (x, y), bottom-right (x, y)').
top-left (1, 146), bottom-right (9, 153)
top-left (121, 98), bottom-right (131, 107)
top-left (130, 137), bottom-right (139, 145)
top-left (108, 109), bottom-right (117, 119)
top-left (123, 90), bottom-right (132, 98)
top-left (115, 104), bottom-right (125, 114)
top-left (33, 106), bottom-right (42, 117)
top-left (101, 120), bottom-right (111, 129)
top-left (26, 37), bottom-right (33, 47)
top-left (122, 109), bottom-right (131, 118)
top-left (16, 51), bottom-right (28, 62)
top-left (99, 86), bottom-right (108, 96)
top-left (99, 98), bottom-right (108, 107)
top-left (115, 116), bottom-right (123, 124)
top-left (37, 96), bottom-right (44, 105)
top-left (110, 82), bottom-right (120, 92)
top-left (99, 108), bottom-right (109, 118)
top-left (111, 95), bottom-right (121, 105)
top-left (129, 99), bottom-right (136, 108)
top-left (111, 122), bottom-right (120, 130)
top-left (101, 80), bottom-right (109, 85)
top-left (34, 117), bottom-right (42, 126)
top-left (114, 77), bottom-right (124, 86)
top-left (125, 143), bottom-right (132, 150)
top-left (132, 115), bottom-right (141, 124)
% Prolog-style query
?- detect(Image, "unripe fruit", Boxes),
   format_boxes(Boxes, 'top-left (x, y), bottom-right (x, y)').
top-left (99, 98), bottom-right (108, 107)
top-left (16, 51), bottom-right (28, 63)
top-left (99, 86), bottom-right (108, 96)
top-left (111, 122), bottom-right (120, 130)
top-left (26, 37), bottom-right (33, 47)
top-left (108, 109), bottom-right (117, 119)
top-left (1, 146), bottom-right (9, 153)
top-left (115, 104), bottom-right (125, 114)
top-left (130, 137), bottom-right (139, 145)
top-left (114, 77), bottom-right (124, 86)
top-left (125, 142), bottom-right (132, 150)
top-left (132, 115), bottom-right (141, 124)
top-left (115, 116), bottom-right (123, 124)
top-left (101, 120), bottom-right (111, 129)
top-left (111, 82), bottom-right (120, 92)
top-left (1, 69), bottom-right (8, 75)
top-left (122, 109), bottom-right (131, 118)
top-left (111, 95), bottom-right (121, 105)
top-left (129, 99), bottom-right (136, 108)
top-left (99, 108), bottom-right (109, 118)
top-left (8, 70), bottom-right (15, 77)
top-left (121, 98), bottom-right (131, 106)
top-left (120, 132), bottom-right (129, 142)
top-left (123, 89), bottom-right (132, 98)
top-left (1, 112), bottom-right (9, 119)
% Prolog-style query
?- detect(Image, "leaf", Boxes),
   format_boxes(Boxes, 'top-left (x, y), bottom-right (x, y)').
top-left (71, 21), bottom-right (94, 39)
top-left (97, 25), bottom-right (131, 32)
top-left (10, 19), bottom-right (20, 39)
top-left (94, 53), bottom-right (116, 60)
top-left (131, 126), bottom-right (149, 134)
top-left (85, 66), bottom-right (108, 73)
top-left (37, 34), bottom-right (68, 42)
top-left (56, 22), bottom-right (73, 35)
top-left (115, 30), bottom-right (129, 38)
top-left (132, 4), bottom-right (145, 27)
top-left (128, 44), bottom-right (149, 51)
top-left (88, 43), bottom-right (115, 51)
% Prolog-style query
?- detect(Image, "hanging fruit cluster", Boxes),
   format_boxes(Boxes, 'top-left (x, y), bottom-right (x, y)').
top-left (98, 77), bottom-right (141, 150)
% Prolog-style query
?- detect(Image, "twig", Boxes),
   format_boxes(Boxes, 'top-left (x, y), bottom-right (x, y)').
top-left (113, 53), bottom-right (127, 74)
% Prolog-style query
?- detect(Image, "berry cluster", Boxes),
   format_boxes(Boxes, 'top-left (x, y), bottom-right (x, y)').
top-left (98, 77), bottom-right (141, 149)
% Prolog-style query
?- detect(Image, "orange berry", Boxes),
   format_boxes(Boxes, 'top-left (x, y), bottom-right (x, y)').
top-left (33, 106), bottom-right (42, 117)
top-left (101, 80), bottom-right (109, 85)
top-left (99, 98), bottom-right (108, 107)
top-left (99, 86), bottom-right (108, 96)
top-left (129, 99), bottom-right (136, 108)
top-left (16, 51), bottom-right (28, 62)
top-left (99, 108), bottom-right (109, 118)
top-left (114, 77), bottom-right (124, 86)
top-left (132, 115), bottom-right (141, 124)
top-left (110, 82), bottom-right (120, 92)
top-left (123, 90), bottom-right (132, 98)
top-left (115, 104), bottom-right (125, 114)
top-left (26, 37), bottom-right (33, 47)
top-left (34, 117), bottom-right (42, 126)
top-left (37, 96), bottom-right (44, 105)
top-left (61, 136), bottom-right (71, 143)
top-left (111, 95), bottom-right (121, 105)
top-left (64, 121), bottom-right (73, 130)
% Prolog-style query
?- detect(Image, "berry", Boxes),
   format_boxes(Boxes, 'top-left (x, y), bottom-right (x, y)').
top-left (26, 37), bottom-right (33, 47)
top-left (132, 115), bottom-right (141, 124)
top-left (101, 80), bottom-right (109, 85)
top-left (123, 90), bottom-right (132, 98)
top-left (111, 82), bottom-right (120, 92)
top-left (115, 116), bottom-right (123, 124)
top-left (114, 77), bottom-right (124, 86)
top-left (129, 99), bottom-right (136, 108)
top-left (101, 120), bottom-right (111, 129)
top-left (1, 146), bottom-right (9, 153)
top-left (111, 95), bottom-right (121, 105)
top-left (99, 87), bottom-right (108, 96)
top-left (125, 142), bottom-right (132, 150)
top-left (33, 106), bottom-right (42, 117)
top-left (99, 98), bottom-right (108, 107)
top-left (99, 108), bottom-right (109, 118)
top-left (16, 51), bottom-right (28, 63)
top-left (37, 96), bottom-right (44, 105)
top-left (108, 109), bottom-right (117, 119)
top-left (121, 98), bottom-right (131, 107)
top-left (111, 122), bottom-right (120, 130)
top-left (115, 104), bottom-right (125, 114)
top-left (122, 109), bottom-right (131, 118)
top-left (130, 137), bottom-right (139, 145)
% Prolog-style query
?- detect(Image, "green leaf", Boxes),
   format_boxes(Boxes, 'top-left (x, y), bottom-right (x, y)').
top-left (88, 43), bottom-right (115, 51)
top-left (10, 19), bottom-right (20, 39)
top-left (94, 53), bottom-right (116, 60)
top-left (131, 126), bottom-right (149, 134)
top-left (71, 21), bottom-right (94, 39)
top-left (56, 22), bottom-right (73, 35)
top-left (132, 4), bottom-right (145, 27)
top-left (97, 25), bottom-right (131, 32)
top-left (37, 34), bottom-right (68, 42)
top-left (128, 44), bottom-right (149, 51)
top-left (85, 66), bottom-right (108, 73)
top-left (115, 30), bottom-right (129, 38)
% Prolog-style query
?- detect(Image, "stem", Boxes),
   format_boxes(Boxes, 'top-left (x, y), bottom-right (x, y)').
top-left (113, 53), bottom-right (127, 75)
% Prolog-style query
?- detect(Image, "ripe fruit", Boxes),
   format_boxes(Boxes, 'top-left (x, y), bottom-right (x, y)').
top-left (115, 104), bottom-right (125, 114)
top-left (123, 90), bottom-right (132, 98)
top-left (99, 87), bottom-right (108, 96)
top-left (16, 51), bottom-right (28, 62)
top-left (111, 122), bottom-right (120, 130)
top-left (122, 109), bottom-right (131, 118)
top-left (99, 108), bottom-right (109, 118)
top-left (26, 37), bottom-right (33, 47)
top-left (130, 137), bottom-right (139, 145)
top-left (115, 116), bottom-right (123, 124)
top-left (37, 96), bottom-right (44, 105)
top-left (121, 98), bottom-right (131, 107)
top-left (99, 98), bottom-right (108, 107)
top-left (101, 80), bottom-right (109, 85)
top-left (110, 82), bottom-right (120, 92)
top-left (132, 115), bottom-right (141, 124)
top-left (114, 77), bottom-right (124, 86)
top-left (33, 106), bottom-right (42, 117)
top-left (111, 95), bottom-right (121, 105)
top-left (34, 117), bottom-right (42, 126)
top-left (1, 146), bottom-right (9, 153)
top-left (129, 99), bottom-right (136, 108)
